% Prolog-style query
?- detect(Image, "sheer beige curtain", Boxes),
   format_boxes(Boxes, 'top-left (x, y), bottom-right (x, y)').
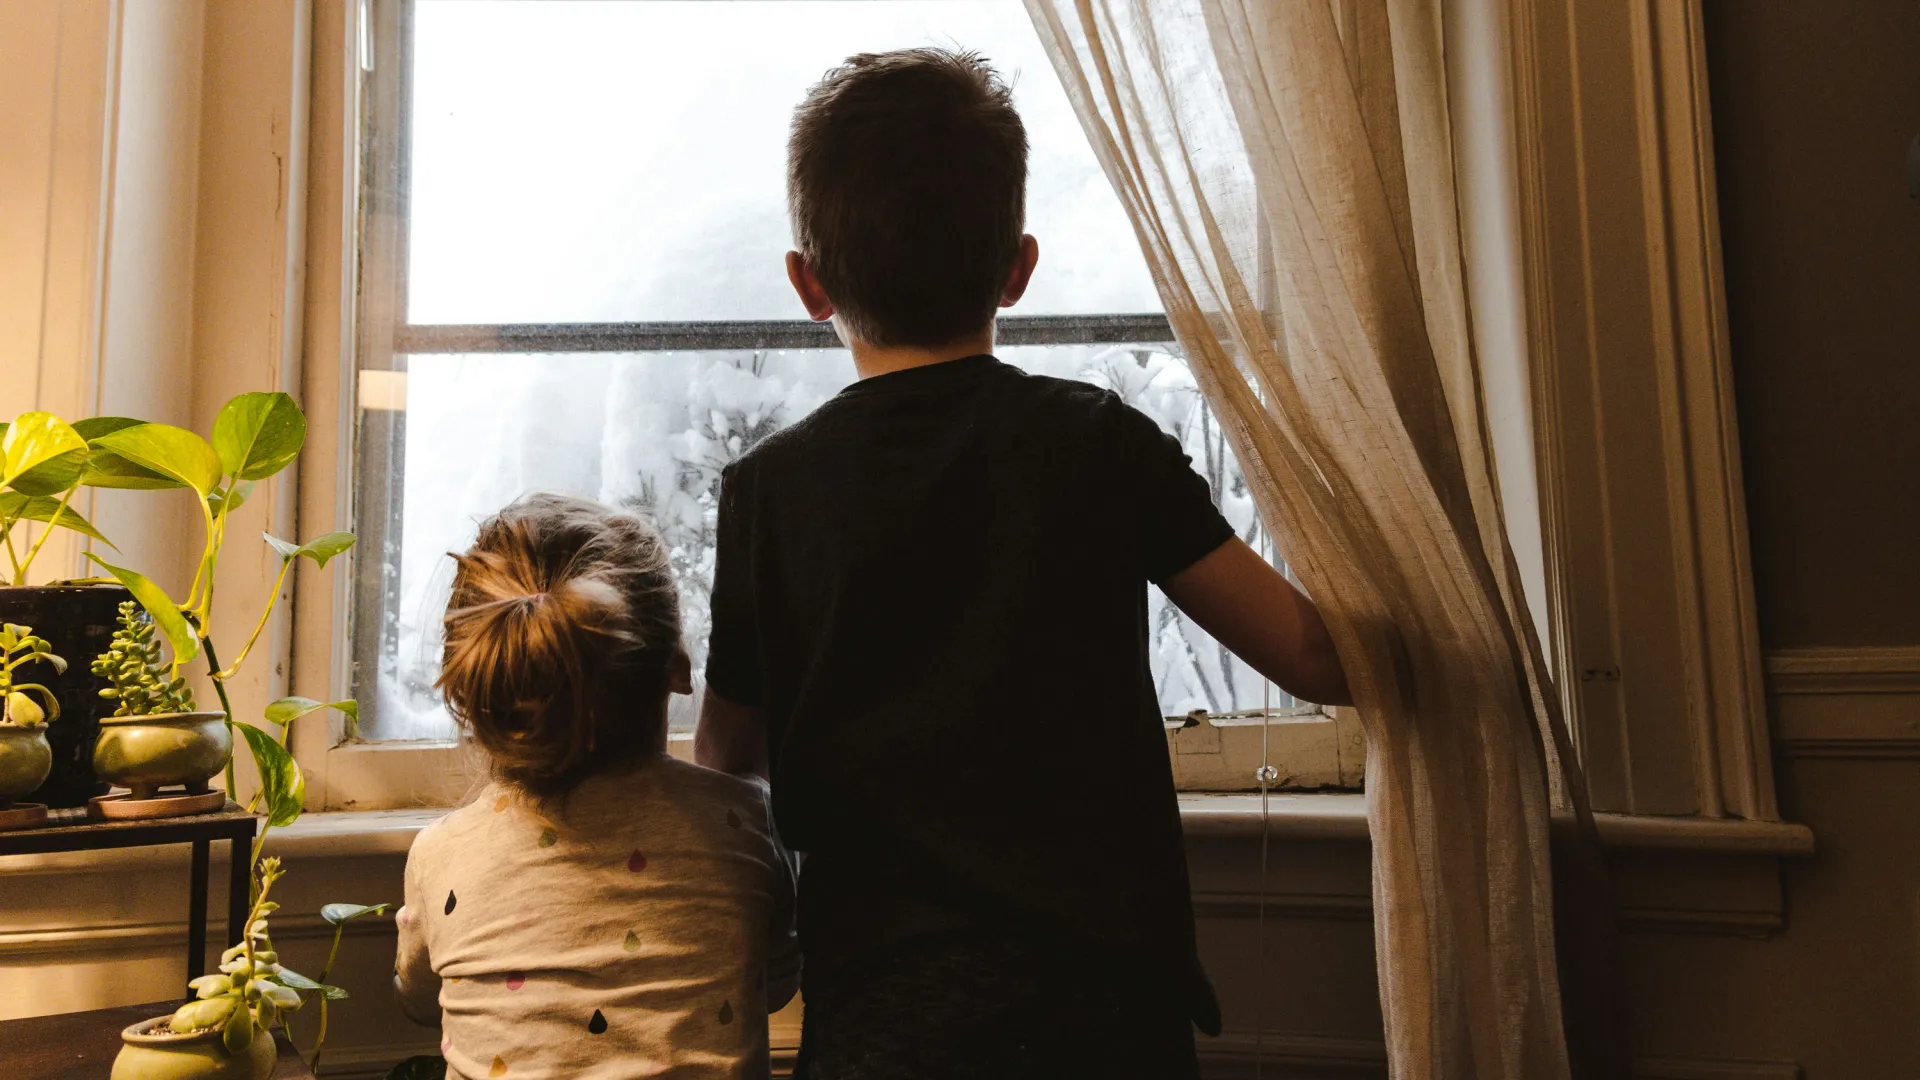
top-left (1023, 2), bottom-right (1616, 1077)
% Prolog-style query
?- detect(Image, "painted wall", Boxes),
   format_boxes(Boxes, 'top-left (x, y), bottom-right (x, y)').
top-left (0, 0), bottom-right (114, 585)
top-left (1706, 0), bottom-right (1920, 648)
top-left (1663, 1), bottom-right (1920, 1075)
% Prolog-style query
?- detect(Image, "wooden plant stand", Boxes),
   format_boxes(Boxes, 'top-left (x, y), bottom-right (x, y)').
top-left (0, 802), bottom-right (259, 994)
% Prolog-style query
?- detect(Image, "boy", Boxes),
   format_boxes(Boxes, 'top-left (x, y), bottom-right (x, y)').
top-left (696, 48), bottom-right (1350, 1080)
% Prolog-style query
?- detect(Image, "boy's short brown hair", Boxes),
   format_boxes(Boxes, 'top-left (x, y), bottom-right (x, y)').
top-left (788, 48), bottom-right (1029, 349)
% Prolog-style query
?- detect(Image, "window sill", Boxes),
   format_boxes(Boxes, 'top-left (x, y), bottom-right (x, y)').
top-left (0, 795), bottom-right (1813, 873)
top-left (255, 795), bottom-right (1825, 858)
top-left (1180, 793), bottom-right (1815, 855)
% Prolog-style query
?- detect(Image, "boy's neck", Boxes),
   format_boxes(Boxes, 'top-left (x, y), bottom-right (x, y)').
top-left (848, 326), bottom-right (995, 381)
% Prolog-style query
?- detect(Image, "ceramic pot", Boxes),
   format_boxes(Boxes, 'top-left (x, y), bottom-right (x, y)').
top-left (110, 1016), bottom-right (276, 1080)
top-left (0, 724), bottom-right (53, 807)
top-left (93, 712), bottom-right (232, 800)
top-left (0, 583), bottom-right (134, 807)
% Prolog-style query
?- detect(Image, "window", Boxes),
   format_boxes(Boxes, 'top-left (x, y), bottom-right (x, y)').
top-left (352, 0), bottom-right (1318, 759)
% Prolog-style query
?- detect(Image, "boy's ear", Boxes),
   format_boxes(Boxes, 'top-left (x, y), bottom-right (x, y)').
top-left (999, 234), bottom-right (1041, 308)
top-left (669, 647), bottom-right (694, 696)
top-left (786, 251), bottom-right (836, 322)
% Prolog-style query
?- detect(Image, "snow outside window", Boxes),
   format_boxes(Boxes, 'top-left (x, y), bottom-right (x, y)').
top-left (354, 0), bottom-right (1296, 742)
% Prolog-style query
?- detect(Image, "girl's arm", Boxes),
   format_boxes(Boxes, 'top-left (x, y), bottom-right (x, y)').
top-left (393, 852), bottom-right (443, 1027)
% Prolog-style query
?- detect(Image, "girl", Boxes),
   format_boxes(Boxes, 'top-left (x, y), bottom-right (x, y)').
top-left (395, 493), bottom-right (798, 1080)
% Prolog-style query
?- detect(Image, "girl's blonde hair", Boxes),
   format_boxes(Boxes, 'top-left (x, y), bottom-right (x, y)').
top-left (436, 493), bottom-right (681, 798)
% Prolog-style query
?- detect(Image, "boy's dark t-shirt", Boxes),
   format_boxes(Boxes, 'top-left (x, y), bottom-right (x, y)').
top-left (705, 354), bottom-right (1234, 1032)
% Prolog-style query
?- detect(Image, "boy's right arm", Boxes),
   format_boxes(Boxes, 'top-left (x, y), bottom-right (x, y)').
top-left (1162, 537), bottom-right (1353, 707)
top-left (1114, 396), bottom-right (1352, 708)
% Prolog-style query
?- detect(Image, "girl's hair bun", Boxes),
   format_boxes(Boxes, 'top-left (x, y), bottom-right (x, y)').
top-left (436, 494), bottom-right (681, 799)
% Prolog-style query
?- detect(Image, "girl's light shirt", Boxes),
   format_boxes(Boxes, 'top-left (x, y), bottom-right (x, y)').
top-left (395, 756), bottom-right (799, 1080)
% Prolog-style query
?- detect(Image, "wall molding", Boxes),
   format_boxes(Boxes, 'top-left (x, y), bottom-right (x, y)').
top-left (1777, 738), bottom-right (1920, 761)
top-left (0, 911), bottom-right (395, 962)
top-left (1765, 646), bottom-right (1920, 759)
top-left (1192, 888), bottom-right (1373, 923)
top-left (305, 1040), bottom-right (441, 1080)
top-left (1632, 1056), bottom-right (1801, 1080)
top-left (1619, 904), bottom-right (1781, 938)
top-left (1764, 646), bottom-right (1920, 696)
top-left (265, 1037), bottom-right (1812, 1080)
top-left (1197, 1031), bottom-right (1388, 1077)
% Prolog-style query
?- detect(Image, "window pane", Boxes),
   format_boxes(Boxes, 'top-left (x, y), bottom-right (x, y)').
top-left (357, 347), bottom-right (1289, 742)
top-left (406, 0), bottom-right (1161, 324)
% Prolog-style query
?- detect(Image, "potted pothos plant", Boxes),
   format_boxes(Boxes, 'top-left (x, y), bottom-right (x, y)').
top-left (0, 411), bottom-right (161, 806)
top-left (79, 391), bottom-right (390, 1076)
top-left (0, 623), bottom-right (65, 828)
top-left (68, 392), bottom-right (356, 816)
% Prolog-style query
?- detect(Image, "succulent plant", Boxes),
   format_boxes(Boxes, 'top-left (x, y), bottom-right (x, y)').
top-left (174, 857), bottom-right (301, 1051)
top-left (170, 853), bottom-right (388, 1073)
top-left (0, 622), bottom-right (64, 727)
top-left (92, 601), bottom-right (194, 716)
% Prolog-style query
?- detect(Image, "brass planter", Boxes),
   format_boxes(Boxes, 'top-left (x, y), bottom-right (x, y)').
top-left (0, 724), bottom-right (53, 805)
top-left (111, 1016), bottom-right (276, 1080)
top-left (93, 712), bottom-right (232, 800)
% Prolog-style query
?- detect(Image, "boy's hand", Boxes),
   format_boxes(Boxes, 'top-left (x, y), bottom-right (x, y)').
top-left (1162, 538), bottom-right (1353, 707)
top-left (695, 689), bottom-right (771, 778)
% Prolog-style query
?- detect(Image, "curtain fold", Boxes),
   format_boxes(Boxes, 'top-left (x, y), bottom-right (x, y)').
top-left (1022, 3), bottom-right (1618, 1077)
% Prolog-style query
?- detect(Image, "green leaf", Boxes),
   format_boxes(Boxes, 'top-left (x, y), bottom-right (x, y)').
top-left (264, 696), bottom-right (358, 730)
top-left (79, 448), bottom-right (185, 491)
top-left (7, 450), bottom-right (88, 497)
top-left (171, 995), bottom-right (238, 1033)
top-left (213, 393), bottom-right (306, 481)
top-left (237, 722), bottom-right (305, 828)
top-left (1, 413), bottom-right (86, 489)
top-left (84, 553), bottom-right (197, 665)
top-left (13, 417), bottom-right (154, 494)
top-left (264, 531), bottom-right (356, 569)
top-left (70, 416), bottom-right (149, 440)
top-left (91, 424), bottom-right (223, 496)
top-left (208, 481), bottom-right (256, 516)
top-left (272, 968), bottom-right (321, 991)
top-left (320, 902), bottom-right (390, 926)
top-left (0, 492), bottom-right (113, 545)
top-left (221, 1008), bottom-right (254, 1053)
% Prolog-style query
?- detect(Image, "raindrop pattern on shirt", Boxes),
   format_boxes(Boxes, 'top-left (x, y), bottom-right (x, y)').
top-left (404, 773), bottom-right (782, 1078)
